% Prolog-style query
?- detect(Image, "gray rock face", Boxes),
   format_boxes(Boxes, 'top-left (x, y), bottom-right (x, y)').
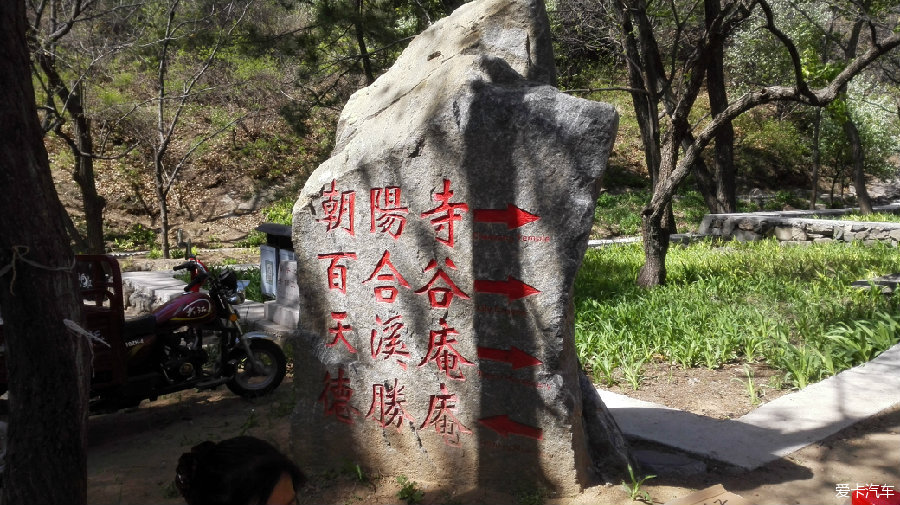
top-left (289, 0), bottom-right (627, 494)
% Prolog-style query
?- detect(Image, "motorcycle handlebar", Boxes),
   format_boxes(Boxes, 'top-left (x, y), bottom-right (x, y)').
top-left (183, 271), bottom-right (209, 292)
top-left (174, 261), bottom-right (197, 272)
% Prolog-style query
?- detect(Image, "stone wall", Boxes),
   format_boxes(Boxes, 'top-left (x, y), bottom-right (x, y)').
top-left (697, 204), bottom-right (900, 245)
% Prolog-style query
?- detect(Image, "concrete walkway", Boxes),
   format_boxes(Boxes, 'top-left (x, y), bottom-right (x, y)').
top-left (599, 342), bottom-right (900, 470)
top-left (123, 270), bottom-right (900, 471)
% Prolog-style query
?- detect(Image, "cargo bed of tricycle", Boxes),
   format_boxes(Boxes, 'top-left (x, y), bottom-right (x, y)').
top-left (0, 255), bottom-right (129, 392)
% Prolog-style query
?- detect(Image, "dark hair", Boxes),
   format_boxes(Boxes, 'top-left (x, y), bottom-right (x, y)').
top-left (175, 436), bottom-right (305, 505)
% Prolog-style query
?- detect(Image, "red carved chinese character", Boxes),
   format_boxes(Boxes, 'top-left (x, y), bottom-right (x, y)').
top-left (319, 179), bottom-right (355, 235)
top-left (317, 252), bottom-right (358, 293)
top-left (366, 379), bottom-right (415, 431)
top-left (318, 367), bottom-right (359, 424)
top-left (363, 250), bottom-right (410, 303)
top-left (327, 312), bottom-right (357, 353)
top-left (420, 383), bottom-right (471, 447)
top-left (414, 257), bottom-right (470, 309)
top-left (418, 317), bottom-right (474, 381)
top-left (370, 314), bottom-right (410, 369)
top-left (420, 179), bottom-right (468, 248)
top-left (370, 187), bottom-right (409, 239)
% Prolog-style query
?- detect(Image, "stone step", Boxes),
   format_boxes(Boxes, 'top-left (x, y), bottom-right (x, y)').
top-left (233, 300), bottom-right (265, 322)
top-left (264, 301), bottom-right (300, 328)
top-left (122, 271), bottom-right (188, 313)
top-left (251, 318), bottom-right (300, 341)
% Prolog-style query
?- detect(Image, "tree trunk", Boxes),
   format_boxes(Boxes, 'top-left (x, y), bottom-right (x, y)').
top-left (613, 0), bottom-right (664, 184)
top-left (682, 134), bottom-right (719, 212)
top-left (810, 108), bottom-right (822, 210)
top-left (638, 137), bottom-right (680, 287)
top-left (64, 93), bottom-right (106, 253)
top-left (37, 54), bottom-right (106, 253)
top-left (843, 118), bottom-right (873, 213)
top-left (72, 108), bottom-right (106, 253)
top-left (840, 20), bottom-right (872, 214)
top-left (616, 0), bottom-right (719, 214)
top-left (155, 161), bottom-right (171, 258)
top-left (637, 207), bottom-right (670, 287)
top-left (355, 0), bottom-right (375, 85)
top-left (705, 0), bottom-right (736, 213)
top-left (156, 3), bottom-right (174, 258)
top-left (0, 2), bottom-right (90, 503)
top-left (706, 46), bottom-right (737, 207)
top-left (689, 158), bottom-right (719, 212)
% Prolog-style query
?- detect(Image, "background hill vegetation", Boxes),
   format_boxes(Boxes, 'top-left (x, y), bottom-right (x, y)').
top-left (35, 0), bottom-right (900, 259)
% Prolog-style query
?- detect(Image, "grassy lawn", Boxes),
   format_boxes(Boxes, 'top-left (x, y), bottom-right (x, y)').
top-left (574, 239), bottom-right (900, 390)
top-left (591, 189), bottom-right (757, 238)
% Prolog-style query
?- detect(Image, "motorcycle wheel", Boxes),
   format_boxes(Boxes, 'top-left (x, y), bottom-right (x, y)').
top-left (226, 339), bottom-right (286, 398)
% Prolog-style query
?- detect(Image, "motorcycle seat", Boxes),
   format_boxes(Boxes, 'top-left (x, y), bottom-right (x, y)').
top-left (123, 314), bottom-right (156, 338)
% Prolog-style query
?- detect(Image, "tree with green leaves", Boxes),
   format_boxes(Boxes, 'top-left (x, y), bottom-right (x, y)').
top-left (728, 0), bottom-right (900, 213)
top-left (632, 0), bottom-right (900, 286)
top-left (557, 0), bottom-right (900, 286)
top-left (290, 0), bottom-right (459, 116)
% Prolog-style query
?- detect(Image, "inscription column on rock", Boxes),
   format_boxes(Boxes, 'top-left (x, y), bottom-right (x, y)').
top-left (293, 172), bottom-right (568, 482)
top-left (295, 177), bottom-right (484, 455)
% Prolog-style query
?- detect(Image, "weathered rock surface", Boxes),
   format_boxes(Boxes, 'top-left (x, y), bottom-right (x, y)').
top-left (289, 0), bottom-right (629, 494)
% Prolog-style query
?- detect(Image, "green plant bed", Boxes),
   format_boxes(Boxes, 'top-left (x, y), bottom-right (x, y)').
top-left (174, 265), bottom-right (268, 302)
top-left (834, 212), bottom-right (900, 223)
top-left (591, 189), bottom-right (754, 238)
top-left (574, 239), bottom-right (900, 390)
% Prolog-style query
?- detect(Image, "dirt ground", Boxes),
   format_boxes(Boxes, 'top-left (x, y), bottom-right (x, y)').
top-left (87, 370), bottom-right (900, 505)
top-left (599, 360), bottom-right (790, 420)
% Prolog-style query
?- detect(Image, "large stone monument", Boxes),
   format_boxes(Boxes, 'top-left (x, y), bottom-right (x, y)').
top-left (290, 0), bottom-right (631, 494)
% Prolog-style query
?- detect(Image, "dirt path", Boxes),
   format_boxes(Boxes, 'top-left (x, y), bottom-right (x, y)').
top-left (87, 374), bottom-right (899, 505)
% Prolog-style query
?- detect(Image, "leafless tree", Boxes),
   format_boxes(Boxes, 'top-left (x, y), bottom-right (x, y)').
top-left (628, 0), bottom-right (900, 286)
top-left (145, 0), bottom-right (254, 257)
top-left (28, 0), bottom-right (142, 253)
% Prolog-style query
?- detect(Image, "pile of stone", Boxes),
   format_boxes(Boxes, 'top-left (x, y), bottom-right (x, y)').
top-left (698, 205), bottom-right (900, 245)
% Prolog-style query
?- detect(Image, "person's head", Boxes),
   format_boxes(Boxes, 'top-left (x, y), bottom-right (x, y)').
top-left (175, 436), bottom-right (305, 505)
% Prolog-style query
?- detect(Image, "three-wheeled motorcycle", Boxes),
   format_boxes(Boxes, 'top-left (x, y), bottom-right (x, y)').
top-left (0, 253), bottom-right (286, 413)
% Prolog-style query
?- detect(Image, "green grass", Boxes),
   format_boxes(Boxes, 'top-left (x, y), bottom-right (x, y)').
top-left (592, 189), bottom-right (755, 237)
top-left (836, 212), bottom-right (900, 223)
top-left (396, 475), bottom-right (425, 504)
top-left (574, 239), bottom-right (900, 389)
top-left (108, 223), bottom-right (157, 251)
top-left (236, 196), bottom-right (296, 247)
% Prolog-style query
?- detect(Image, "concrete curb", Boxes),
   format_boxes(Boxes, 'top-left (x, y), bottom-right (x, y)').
top-left (600, 342), bottom-right (900, 469)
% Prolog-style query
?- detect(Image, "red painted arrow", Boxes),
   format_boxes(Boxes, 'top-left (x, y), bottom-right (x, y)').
top-left (473, 276), bottom-right (540, 300)
top-left (473, 204), bottom-right (540, 229)
top-left (479, 415), bottom-right (544, 440)
top-left (477, 346), bottom-right (543, 369)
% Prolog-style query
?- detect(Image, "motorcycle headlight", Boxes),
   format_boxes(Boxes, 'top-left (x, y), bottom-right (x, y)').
top-left (227, 291), bottom-right (246, 305)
